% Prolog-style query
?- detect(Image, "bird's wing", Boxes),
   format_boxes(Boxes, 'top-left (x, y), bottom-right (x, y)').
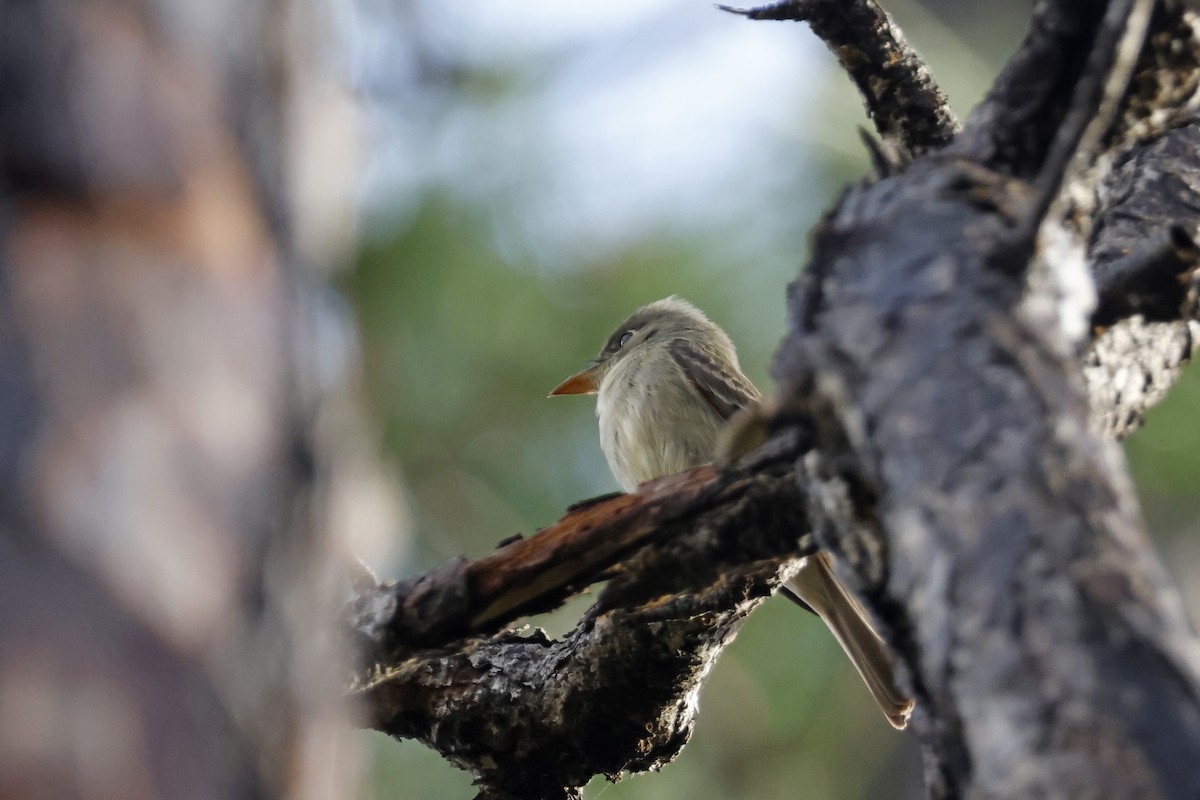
top-left (667, 339), bottom-right (760, 420)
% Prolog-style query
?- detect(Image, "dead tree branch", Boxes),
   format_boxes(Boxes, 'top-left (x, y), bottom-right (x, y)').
top-left (349, 439), bottom-right (805, 660)
top-left (773, 0), bottom-right (1200, 796)
top-left (720, 0), bottom-right (959, 161)
top-left (356, 1), bottom-right (1200, 798)
top-left (348, 439), bottom-right (813, 799)
top-left (1083, 8), bottom-right (1200, 437)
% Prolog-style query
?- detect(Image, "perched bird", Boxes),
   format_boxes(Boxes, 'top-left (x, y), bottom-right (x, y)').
top-left (549, 296), bottom-right (913, 729)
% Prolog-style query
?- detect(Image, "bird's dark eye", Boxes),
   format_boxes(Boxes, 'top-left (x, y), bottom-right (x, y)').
top-left (619, 330), bottom-right (633, 347)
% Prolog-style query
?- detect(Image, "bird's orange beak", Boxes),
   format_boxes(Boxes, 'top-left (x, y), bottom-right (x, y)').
top-left (548, 366), bottom-right (600, 397)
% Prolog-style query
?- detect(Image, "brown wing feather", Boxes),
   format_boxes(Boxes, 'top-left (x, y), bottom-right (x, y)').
top-left (667, 339), bottom-right (760, 420)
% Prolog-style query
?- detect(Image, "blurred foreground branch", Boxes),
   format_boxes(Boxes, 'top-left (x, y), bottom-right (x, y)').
top-left (0, 1), bottom-right (359, 797)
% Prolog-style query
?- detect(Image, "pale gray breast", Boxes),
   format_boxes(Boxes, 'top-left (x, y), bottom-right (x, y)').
top-left (596, 346), bottom-right (725, 491)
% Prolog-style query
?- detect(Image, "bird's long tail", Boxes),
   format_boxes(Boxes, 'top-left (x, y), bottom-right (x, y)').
top-left (783, 553), bottom-right (914, 729)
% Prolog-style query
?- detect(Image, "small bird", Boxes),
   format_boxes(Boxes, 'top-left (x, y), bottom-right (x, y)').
top-left (550, 296), bottom-right (913, 729)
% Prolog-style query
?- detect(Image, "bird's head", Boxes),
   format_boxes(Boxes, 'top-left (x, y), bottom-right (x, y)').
top-left (548, 296), bottom-right (727, 397)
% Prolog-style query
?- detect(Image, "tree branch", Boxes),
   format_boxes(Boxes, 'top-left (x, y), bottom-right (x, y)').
top-left (955, 0), bottom-right (1128, 175)
top-left (349, 439), bottom-right (812, 798)
top-left (772, 1), bottom-right (1200, 795)
top-left (356, 2), bottom-right (1200, 797)
top-left (1082, 127), bottom-right (1200, 438)
top-left (1082, 4), bottom-right (1200, 438)
top-left (719, 0), bottom-right (959, 161)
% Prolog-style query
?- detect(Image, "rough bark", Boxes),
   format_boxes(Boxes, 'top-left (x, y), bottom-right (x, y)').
top-left (775, 0), bottom-right (1200, 796)
top-left (354, 0), bottom-right (1200, 798)
top-left (349, 441), bottom-right (810, 799)
top-left (721, 0), bottom-right (959, 162)
top-left (13, 5), bottom-right (1198, 794)
top-left (1086, 125), bottom-right (1200, 438)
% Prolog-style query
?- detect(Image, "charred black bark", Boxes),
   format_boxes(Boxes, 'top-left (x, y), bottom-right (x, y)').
top-left (720, 0), bottom-right (959, 161)
top-left (351, 445), bottom-right (812, 799)
top-left (772, 0), bottom-right (1200, 796)
top-left (356, 1), bottom-right (1200, 798)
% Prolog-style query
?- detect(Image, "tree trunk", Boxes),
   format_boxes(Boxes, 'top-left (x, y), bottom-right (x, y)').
top-left (0, 1), bottom-right (360, 797)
